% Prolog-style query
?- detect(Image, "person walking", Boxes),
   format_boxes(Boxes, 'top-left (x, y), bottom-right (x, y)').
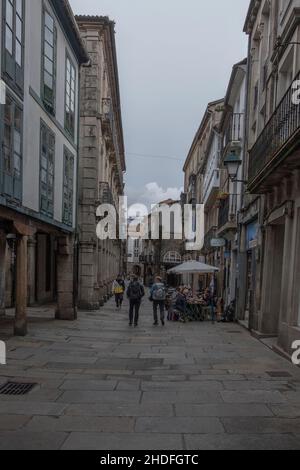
top-left (112, 275), bottom-right (125, 310)
top-left (150, 276), bottom-right (166, 326)
top-left (127, 276), bottom-right (145, 327)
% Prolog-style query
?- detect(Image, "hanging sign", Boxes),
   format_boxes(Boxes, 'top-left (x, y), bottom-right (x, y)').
top-left (210, 238), bottom-right (226, 248)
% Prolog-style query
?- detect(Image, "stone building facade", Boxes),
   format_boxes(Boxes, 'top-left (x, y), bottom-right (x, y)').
top-left (241, 0), bottom-right (300, 355)
top-left (142, 200), bottom-right (184, 287)
top-left (76, 16), bottom-right (126, 309)
top-left (218, 60), bottom-right (247, 309)
top-left (127, 240), bottom-right (144, 279)
top-left (0, 0), bottom-right (88, 335)
top-left (183, 100), bottom-right (224, 292)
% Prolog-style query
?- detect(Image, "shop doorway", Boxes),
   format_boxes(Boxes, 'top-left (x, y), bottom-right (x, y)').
top-left (261, 220), bottom-right (285, 336)
top-left (269, 222), bottom-right (285, 335)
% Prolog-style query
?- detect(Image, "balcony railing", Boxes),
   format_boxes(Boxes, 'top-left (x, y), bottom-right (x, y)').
top-left (248, 70), bottom-right (300, 186)
top-left (218, 195), bottom-right (237, 231)
top-left (203, 169), bottom-right (220, 207)
top-left (223, 113), bottom-right (244, 150)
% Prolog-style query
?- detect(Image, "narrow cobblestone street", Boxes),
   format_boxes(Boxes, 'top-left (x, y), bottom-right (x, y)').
top-left (0, 297), bottom-right (300, 450)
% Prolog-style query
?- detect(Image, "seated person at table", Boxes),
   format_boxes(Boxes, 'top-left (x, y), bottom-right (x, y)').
top-left (175, 287), bottom-right (187, 314)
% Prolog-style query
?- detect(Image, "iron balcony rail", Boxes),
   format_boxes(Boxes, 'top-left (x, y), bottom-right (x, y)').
top-left (223, 113), bottom-right (244, 150)
top-left (218, 195), bottom-right (237, 230)
top-left (203, 169), bottom-right (220, 204)
top-left (248, 70), bottom-right (300, 184)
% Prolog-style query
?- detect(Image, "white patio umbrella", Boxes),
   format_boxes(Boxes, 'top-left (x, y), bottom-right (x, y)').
top-left (168, 260), bottom-right (219, 294)
top-left (167, 260), bottom-right (219, 275)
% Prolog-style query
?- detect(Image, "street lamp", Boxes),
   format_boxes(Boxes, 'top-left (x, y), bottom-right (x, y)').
top-left (224, 151), bottom-right (247, 183)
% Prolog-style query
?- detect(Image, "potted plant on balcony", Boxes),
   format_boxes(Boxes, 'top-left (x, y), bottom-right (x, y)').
top-left (216, 191), bottom-right (229, 201)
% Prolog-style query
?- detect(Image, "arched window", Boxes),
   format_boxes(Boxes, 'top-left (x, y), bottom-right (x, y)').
top-left (163, 251), bottom-right (181, 265)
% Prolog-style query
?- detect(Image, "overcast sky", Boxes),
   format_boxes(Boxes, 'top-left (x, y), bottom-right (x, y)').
top-left (70, 0), bottom-right (250, 208)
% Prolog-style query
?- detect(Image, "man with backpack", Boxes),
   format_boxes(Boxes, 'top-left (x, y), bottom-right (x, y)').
top-left (127, 276), bottom-right (145, 327)
top-left (150, 276), bottom-right (167, 326)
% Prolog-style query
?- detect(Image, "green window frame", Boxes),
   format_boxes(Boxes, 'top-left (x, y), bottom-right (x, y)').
top-left (2, 0), bottom-right (24, 93)
top-left (65, 55), bottom-right (76, 138)
top-left (62, 147), bottom-right (74, 227)
top-left (41, 6), bottom-right (57, 115)
top-left (1, 94), bottom-right (23, 201)
top-left (40, 121), bottom-right (55, 218)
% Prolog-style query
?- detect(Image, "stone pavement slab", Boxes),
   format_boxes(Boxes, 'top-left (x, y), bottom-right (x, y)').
top-left (184, 433), bottom-right (300, 450)
top-left (135, 417), bottom-right (224, 434)
top-left (0, 415), bottom-right (31, 430)
top-left (221, 417), bottom-right (300, 434)
top-left (58, 390), bottom-right (142, 404)
top-left (141, 390), bottom-right (224, 404)
top-left (270, 404), bottom-right (300, 418)
top-left (65, 403), bottom-right (174, 417)
top-left (221, 390), bottom-right (287, 404)
top-left (0, 431), bottom-right (68, 450)
top-left (26, 416), bottom-right (135, 433)
top-left (61, 432), bottom-right (183, 450)
top-left (175, 403), bottom-right (273, 417)
top-left (60, 379), bottom-right (117, 391)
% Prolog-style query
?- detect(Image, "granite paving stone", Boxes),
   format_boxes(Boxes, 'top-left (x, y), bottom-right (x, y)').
top-left (61, 432), bottom-right (183, 450)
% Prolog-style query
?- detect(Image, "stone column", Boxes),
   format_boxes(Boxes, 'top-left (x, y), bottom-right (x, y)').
top-left (104, 242), bottom-right (109, 300)
top-left (56, 236), bottom-right (77, 321)
top-left (14, 236), bottom-right (28, 336)
top-left (27, 236), bottom-right (37, 306)
top-left (78, 241), bottom-right (99, 310)
top-left (98, 242), bottom-right (105, 307)
top-left (0, 232), bottom-right (7, 317)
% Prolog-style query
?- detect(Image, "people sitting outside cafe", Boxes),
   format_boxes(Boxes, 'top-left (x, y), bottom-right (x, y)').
top-left (165, 285), bottom-right (224, 324)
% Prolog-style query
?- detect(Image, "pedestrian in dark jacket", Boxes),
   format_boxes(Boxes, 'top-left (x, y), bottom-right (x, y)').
top-left (127, 276), bottom-right (145, 327)
top-left (150, 276), bottom-right (167, 326)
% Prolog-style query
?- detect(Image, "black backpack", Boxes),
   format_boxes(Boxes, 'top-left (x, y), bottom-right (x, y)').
top-left (129, 281), bottom-right (143, 300)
